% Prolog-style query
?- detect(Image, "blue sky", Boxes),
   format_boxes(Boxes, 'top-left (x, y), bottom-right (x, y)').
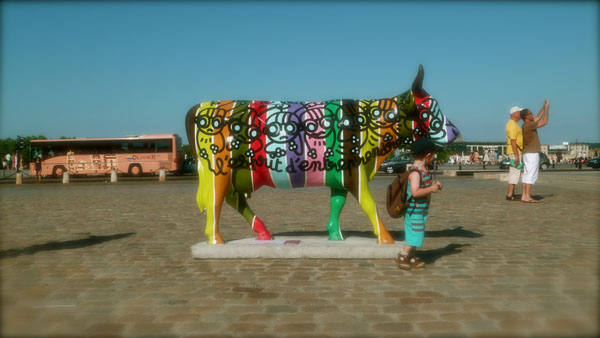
top-left (1, 1), bottom-right (598, 145)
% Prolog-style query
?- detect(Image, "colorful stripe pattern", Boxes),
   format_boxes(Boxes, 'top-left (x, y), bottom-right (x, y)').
top-left (185, 65), bottom-right (460, 244)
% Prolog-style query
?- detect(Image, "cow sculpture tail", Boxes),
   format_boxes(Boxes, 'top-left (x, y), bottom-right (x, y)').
top-left (186, 104), bottom-right (225, 243)
top-left (185, 104), bottom-right (206, 213)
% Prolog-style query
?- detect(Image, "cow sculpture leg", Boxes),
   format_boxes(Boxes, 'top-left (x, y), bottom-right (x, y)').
top-left (326, 188), bottom-right (347, 241)
top-left (225, 188), bottom-right (272, 240)
top-left (195, 157), bottom-right (230, 244)
top-left (204, 179), bottom-right (229, 245)
top-left (351, 180), bottom-right (395, 244)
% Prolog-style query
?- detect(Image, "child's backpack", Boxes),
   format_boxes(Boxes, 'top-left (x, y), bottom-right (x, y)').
top-left (386, 167), bottom-right (421, 218)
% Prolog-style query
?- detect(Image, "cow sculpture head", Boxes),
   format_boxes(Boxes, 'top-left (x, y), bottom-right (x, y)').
top-left (394, 65), bottom-right (460, 149)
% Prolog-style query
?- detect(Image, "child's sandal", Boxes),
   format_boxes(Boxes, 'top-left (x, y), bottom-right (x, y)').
top-left (396, 254), bottom-right (411, 270)
top-left (409, 256), bottom-right (425, 269)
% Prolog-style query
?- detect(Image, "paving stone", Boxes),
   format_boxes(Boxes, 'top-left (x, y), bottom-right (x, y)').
top-left (371, 322), bottom-right (414, 333)
top-left (266, 305), bottom-right (299, 314)
top-left (272, 323), bottom-right (317, 334)
top-left (83, 322), bottom-right (127, 337)
top-left (416, 320), bottom-right (463, 332)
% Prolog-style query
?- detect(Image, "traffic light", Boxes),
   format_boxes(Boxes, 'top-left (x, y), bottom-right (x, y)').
top-left (17, 136), bottom-right (25, 150)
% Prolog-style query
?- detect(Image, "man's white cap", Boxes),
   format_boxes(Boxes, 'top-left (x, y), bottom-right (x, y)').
top-left (509, 106), bottom-right (523, 115)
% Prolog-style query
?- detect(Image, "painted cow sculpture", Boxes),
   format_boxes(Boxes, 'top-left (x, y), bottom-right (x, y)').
top-left (185, 65), bottom-right (460, 244)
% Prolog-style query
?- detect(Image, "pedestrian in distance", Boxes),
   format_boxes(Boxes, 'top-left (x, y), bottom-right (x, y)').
top-left (505, 106), bottom-right (524, 201)
top-left (34, 156), bottom-right (42, 183)
top-left (395, 137), bottom-right (443, 271)
top-left (4, 153), bottom-right (11, 170)
top-left (520, 100), bottom-right (550, 203)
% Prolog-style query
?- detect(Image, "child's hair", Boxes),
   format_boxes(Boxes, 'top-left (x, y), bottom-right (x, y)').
top-left (412, 150), bottom-right (432, 159)
top-left (411, 138), bottom-right (439, 158)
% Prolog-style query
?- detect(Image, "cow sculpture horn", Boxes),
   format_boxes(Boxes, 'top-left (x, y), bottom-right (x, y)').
top-left (411, 64), bottom-right (428, 97)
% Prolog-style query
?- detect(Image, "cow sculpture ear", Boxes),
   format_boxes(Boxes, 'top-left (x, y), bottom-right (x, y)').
top-left (411, 64), bottom-right (429, 97)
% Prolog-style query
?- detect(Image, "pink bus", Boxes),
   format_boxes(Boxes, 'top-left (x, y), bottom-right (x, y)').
top-left (30, 134), bottom-right (182, 177)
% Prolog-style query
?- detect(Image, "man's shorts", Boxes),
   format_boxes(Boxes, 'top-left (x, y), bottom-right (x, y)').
top-left (522, 152), bottom-right (540, 184)
top-left (508, 154), bottom-right (522, 185)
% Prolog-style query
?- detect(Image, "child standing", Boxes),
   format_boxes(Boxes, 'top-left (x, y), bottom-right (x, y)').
top-left (396, 138), bottom-right (443, 270)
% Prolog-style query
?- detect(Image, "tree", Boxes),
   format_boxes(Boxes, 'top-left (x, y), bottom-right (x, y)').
top-left (436, 148), bottom-right (450, 163)
top-left (0, 136), bottom-right (47, 166)
top-left (182, 144), bottom-right (193, 158)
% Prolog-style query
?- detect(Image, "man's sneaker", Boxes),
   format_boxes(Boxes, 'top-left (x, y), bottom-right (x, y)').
top-left (395, 254), bottom-right (411, 270)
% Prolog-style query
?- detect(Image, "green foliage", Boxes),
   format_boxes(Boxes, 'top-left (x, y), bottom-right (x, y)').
top-left (0, 135), bottom-right (47, 164)
top-left (182, 144), bottom-right (193, 158)
top-left (444, 142), bottom-right (469, 154)
top-left (436, 148), bottom-right (450, 163)
top-left (0, 138), bottom-right (17, 159)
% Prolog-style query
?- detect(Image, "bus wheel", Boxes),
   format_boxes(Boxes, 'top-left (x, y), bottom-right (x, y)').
top-left (129, 164), bottom-right (142, 176)
top-left (53, 166), bottom-right (66, 178)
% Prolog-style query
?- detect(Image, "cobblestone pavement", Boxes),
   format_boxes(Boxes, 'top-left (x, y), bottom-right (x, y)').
top-left (1, 172), bottom-right (598, 337)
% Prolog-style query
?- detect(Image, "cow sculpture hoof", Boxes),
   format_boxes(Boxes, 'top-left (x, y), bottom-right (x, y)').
top-left (379, 233), bottom-right (395, 244)
top-left (328, 232), bottom-right (344, 241)
top-left (208, 234), bottom-right (224, 245)
top-left (257, 232), bottom-right (272, 241)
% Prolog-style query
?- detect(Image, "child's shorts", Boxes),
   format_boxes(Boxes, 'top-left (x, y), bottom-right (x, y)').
top-left (404, 212), bottom-right (427, 247)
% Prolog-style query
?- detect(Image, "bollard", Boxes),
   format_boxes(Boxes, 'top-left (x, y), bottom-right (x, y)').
top-left (16, 173), bottom-right (23, 185)
top-left (111, 169), bottom-right (118, 183)
top-left (62, 171), bottom-right (70, 184)
top-left (459, 162), bottom-right (462, 170)
top-left (159, 168), bottom-right (166, 182)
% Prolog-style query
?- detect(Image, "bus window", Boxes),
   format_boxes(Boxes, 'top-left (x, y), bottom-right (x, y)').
top-left (155, 141), bottom-right (171, 153)
top-left (131, 142), bottom-right (146, 153)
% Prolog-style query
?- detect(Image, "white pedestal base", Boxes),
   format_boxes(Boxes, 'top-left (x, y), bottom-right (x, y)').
top-left (191, 235), bottom-right (404, 259)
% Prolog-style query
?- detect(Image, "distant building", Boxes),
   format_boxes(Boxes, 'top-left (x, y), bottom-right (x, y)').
top-left (544, 142), bottom-right (589, 160)
top-left (445, 141), bottom-right (591, 161)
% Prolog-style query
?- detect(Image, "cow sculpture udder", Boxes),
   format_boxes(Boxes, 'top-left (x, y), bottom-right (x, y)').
top-left (185, 65), bottom-right (460, 244)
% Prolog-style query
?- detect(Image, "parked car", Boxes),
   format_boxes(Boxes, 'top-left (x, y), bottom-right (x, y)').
top-left (499, 152), bottom-right (551, 170)
top-left (379, 153), bottom-right (414, 174)
top-left (586, 156), bottom-right (600, 169)
top-left (183, 157), bottom-right (197, 174)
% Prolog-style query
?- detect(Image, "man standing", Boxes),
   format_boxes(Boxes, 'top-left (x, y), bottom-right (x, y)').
top-left (505, 106), bottom-right (524, 200)
top-left (520, 100), bottom-right (550, 203)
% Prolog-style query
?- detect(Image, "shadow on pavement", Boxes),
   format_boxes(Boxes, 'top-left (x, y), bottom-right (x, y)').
top-left (533, 193), bottom-right (553, 201)
top-left (0, 232), bottom-right (136, 259)
top-left (422, 226), bottom-right (484, 239)
top-left (391, 226), bottom-right (484, 240)
top-left (417, 243), bottom-right (472, 264)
